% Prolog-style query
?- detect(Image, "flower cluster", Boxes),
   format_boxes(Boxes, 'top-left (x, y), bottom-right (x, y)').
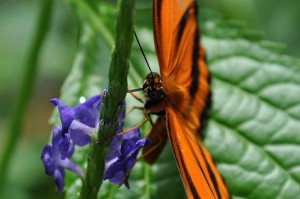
top-left (104, 128), bottom-right (151, 188)
top-left (41, 91), bottom-right (151, 193)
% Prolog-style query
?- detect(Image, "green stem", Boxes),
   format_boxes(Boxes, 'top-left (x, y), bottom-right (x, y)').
top-left (0, 0), bottom-right (53, 197)
top-left (80, 0), bottom-right (135, 198)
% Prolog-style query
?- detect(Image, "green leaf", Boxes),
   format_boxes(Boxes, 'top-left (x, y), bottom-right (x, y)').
top-left (202, 13), bottom-right (300, 198)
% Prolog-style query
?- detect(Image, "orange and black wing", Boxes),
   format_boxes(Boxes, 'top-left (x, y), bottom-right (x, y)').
top-left (166, 108), bottom-right (230, 199)
top-left (153, 0), bottom-right (209, 129)
top-left (153, 0), bottom-right (230, 198)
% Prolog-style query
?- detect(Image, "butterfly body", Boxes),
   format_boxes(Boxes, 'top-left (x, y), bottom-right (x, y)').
top-left (143, 72), bottom-right (166, 114)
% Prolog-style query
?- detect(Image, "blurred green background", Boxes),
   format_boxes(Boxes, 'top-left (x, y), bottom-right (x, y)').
top-left (0, 0), bottom-right (299, 198)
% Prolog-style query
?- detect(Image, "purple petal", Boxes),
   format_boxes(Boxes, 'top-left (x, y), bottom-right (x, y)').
top-left (41, 143), bottom-right (81, 193)
top-left (59, 158), bottom-right (83, 177)
top-left (52, 126), bottom-right (70, 160)
top-left (50, 98), bottom-right (75, 133)
top-left (53, 168), bottom-right (65, 193)
top-left (104, 128), bottom-right (152, 188)
top-left (41, 145), bottom-right (54, 175)
top-left (106, 170), bottom-right (126, 186)
top-left (121, 139), bottom-right (136, 157)
top-left (69, 120), bottom-right (93, 146)
top-left (135, 138), bottom-right (152, 148)
top-left (123, 138), bottom-right (152, 157)
top-left (120, 128), bottom-right (141, 141)
top-left (52, 127), bottom-right (63, 146)
top-left (70, 130), bottom-right (92, 146)
top-left (69, 120), bottom-right (94, 136)
top-left (103, 161), bottom-right (125, 182)
top-left (104, 155), bottom-right (133, 188)
top-left (65, 142), bottom-right (75, 159)
top-left (60, 133), bottom-right (71, 159)
top-left (120, 140), bottom-right (140, 170)
top-left (73, 95), bottom-right (102, 128)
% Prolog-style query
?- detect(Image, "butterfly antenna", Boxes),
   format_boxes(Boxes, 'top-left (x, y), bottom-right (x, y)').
top-left (133, 30), bottom-right (153, 77)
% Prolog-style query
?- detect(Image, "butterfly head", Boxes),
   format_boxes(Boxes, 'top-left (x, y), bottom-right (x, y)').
top-left (143, 72), bottom-right (164, 102)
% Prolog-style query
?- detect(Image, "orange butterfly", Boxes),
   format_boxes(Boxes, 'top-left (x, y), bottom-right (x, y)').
top-left (141, 0), bottom-right (231, 198)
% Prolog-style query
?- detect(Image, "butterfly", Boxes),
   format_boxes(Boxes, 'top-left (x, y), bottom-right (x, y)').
top-left (140, 0), bottom-right (231, 198)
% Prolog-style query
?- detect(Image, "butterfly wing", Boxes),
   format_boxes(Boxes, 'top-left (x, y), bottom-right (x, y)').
top-left (153, 0), bottom-right (230, 198)
top-left (142, 116), bottom-right (168, 164)
top-left (166, 107), bottom-right (230, 198)
top-left (154, 0), bottom-right (209, 130)
top-left (153, 0), bottom-right (195, 74)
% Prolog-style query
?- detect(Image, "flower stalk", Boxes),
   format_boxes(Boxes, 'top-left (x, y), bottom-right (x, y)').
top-left (80, 0), bottom-right (135, 198)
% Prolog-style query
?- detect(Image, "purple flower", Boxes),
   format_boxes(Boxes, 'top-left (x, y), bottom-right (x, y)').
top-left (104, 128), bottom-right (152, 188)
top-left (50, 95), bottom-right (102, 157)
top-left (43, 91), bottom-right (152, 192)
top-left (41, 127), bottom-right (83, 193)
top-left (42, 94), bottom-right (103, 193)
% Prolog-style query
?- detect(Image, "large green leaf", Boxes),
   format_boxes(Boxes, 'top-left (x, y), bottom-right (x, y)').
top-left (202, 14), bottom-right (300, 198)
top-left (51, 2), bottom-right (300, 198)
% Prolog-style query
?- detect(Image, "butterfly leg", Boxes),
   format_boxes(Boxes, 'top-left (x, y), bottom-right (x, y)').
top-left (128, 87), bottom-right (144, 104)
top-left (126, 106), bottom-right (144, 116)
top-left (119, 104), bottom-right (157, 136)
top-left (117, 118), bottom-right (148, 136)
top-left (117, 108), bottom-right (150, 136)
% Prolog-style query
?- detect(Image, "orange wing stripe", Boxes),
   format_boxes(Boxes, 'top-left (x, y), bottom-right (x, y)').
top-left (193, 140), bottom-right (222, 198)
top-left (188, 2), bottom-right (200, 101)
top-left (176, 3), bottom-right (192, 45)
top-left (197, 82), bottom-right (212, 139)
top-left (166, 107), bottom-right (231, 199)
top-left (185, 137), bottom-right (220, 198)
top-left (167, 123), bottom-right (201, 199)
top-left (167, 110), bottom-right (217, 199)
top-left (176, 150), bottom-right (202, 199)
